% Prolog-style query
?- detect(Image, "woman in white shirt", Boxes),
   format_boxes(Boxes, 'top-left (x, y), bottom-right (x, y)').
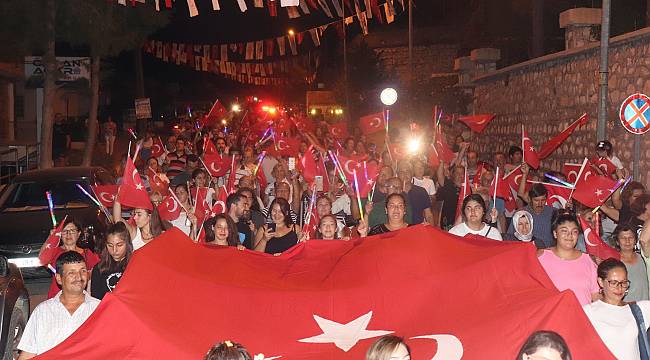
top-left (449, 194), bottom-right (502, 240)
top-left (583, 258), bottom-right (650, 360)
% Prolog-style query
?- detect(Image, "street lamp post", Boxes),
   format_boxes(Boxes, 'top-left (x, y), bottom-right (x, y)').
top-left (380, 88), bottom-right (398, 165)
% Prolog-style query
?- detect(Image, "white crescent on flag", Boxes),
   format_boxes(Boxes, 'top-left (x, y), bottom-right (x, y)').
top-left (514, 174), bottom-right (523, 186)
top-left (411, 334), bottom-right (464, 360)
top-left (212, 201), bottom-right (226, 215)
top-left (343, 160), bottom-right (358, 175)
top-left (568, 170), bottom-right (578, 182)
top-left (583, 170), bottom-right (592, 181)
top-left (152, 143), bottom-right (162, 155)
top-left (99, 192), bottom-right (115, 204)
top-left (475, 117), bottom-right (487, 125)
top-left (166, 197), bottom-right (179, 213)
top-left (369, 117), bottom-right (381, 128)
top-left (583, 228), bottom-right (597, 247)
top-left (332, 127), bottom-right (342, 136)
top-left (210, 162), bottom-right (222, 175)
top-left (548, 194), bottom-right (567, 208)
top-left (277, 140), bottom-right (288, 150)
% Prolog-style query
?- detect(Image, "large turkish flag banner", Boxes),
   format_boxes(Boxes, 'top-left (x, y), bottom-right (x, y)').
top-left (36, 226), bottom-right (614, 359)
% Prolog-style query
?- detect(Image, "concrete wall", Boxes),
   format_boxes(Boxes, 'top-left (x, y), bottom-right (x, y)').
top-left (471, 26), bottom-right (650, 183)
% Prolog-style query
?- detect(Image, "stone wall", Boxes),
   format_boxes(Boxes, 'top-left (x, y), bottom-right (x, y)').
top-left (374, 44), bottom-right (459, 84)
top-left (471, 26), bottom-right (650, 184)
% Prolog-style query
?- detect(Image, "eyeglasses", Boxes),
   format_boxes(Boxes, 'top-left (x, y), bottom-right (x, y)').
top-left (62, 229), bottom-right (79, 235)
top-left (605, 279), bottom-right (631, 289)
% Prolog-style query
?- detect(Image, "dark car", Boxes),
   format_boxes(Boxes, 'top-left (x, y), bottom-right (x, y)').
top-left (0, 256), bottom-right (29, 360)
top-left (0, 167), bottom-right (114, 278)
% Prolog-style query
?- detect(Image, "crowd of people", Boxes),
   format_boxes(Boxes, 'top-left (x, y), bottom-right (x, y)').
top-left (16, 102), bottom-right (650, 359)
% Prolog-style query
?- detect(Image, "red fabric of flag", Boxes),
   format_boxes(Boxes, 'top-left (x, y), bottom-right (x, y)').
top-left (359, 112), bottom-right (384, 135)
top-left (329, 122), bottom-right (349, 139)
top-left (458, 114), bottom-right (495, 133)
top-left (203, 138), bottom-right (218, 155)
top-left (203, 154), bottom-right (231, 177)
top-left (269, 136), bottom-right (300, 158)
top-left (151, 137), bottom-right (165, 158)
top-left (538, 113), bottom-right (589, 159)
top-left (202, 100), bottom-right (227, 128)
top-left (299, 148), bottom-right (319, 184)
top-left (562, 163), bottom-right (583, 183)
top-left (193, 187), bottom-right (211, 224)
top-left (292, 116), bottom-right (315, 133)
top-left (117, 157), bottom-right (152, 210)
top-left (541, 183), bottom-right (572, 208)
top-left (578, 215), bottom-right (621, 260)
top-left (147, 170), bottom-right (169, 195)
top-left (35, 225), bottom-right (615, 359)
top-left (573, 175), bottom-right (619, 209)
top-left (454, 169), bottom-right (471, 222)
top-left (522, 129), bottom-right (540, 169)
top-left (91, 185), bottom-right (118, 208)
top-left (157, 196), bottom-right (181, 222)
top-left (433, 128), bottom-right (456, 164)
top-left (590, 157), bottom-right (617, 176)
top-left (38, 216), bottom-right (68, 266)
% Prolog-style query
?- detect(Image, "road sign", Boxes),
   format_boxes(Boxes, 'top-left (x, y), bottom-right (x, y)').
top-left (619, 93), bottom-right (650, 135)
top-left (134, 98), bottom-right (152, 120)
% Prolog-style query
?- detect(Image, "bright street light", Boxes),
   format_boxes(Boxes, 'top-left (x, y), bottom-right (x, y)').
top-left (231, 104), bottom-right (241, 112)
top-left (380, 88), bottom-right (398, 106)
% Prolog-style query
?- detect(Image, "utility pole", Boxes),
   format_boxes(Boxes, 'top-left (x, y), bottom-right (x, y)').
top-left (342, 0), bottom-right (350, 122)
top-left (408, 0), bottom-right (413, 121)
top-left (597, 0), bottom-right (611, 141)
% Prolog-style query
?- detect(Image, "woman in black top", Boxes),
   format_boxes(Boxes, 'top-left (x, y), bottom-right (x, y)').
top-left (254, 198), bottom-right (298, 254)
top-left (368, 193), bottom-right (410, 236)
top-left (89, 222), bottom-right (133, 300)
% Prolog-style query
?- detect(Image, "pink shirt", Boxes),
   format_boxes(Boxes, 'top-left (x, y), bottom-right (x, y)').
top-left (538, 250), bottom-right (599, 305)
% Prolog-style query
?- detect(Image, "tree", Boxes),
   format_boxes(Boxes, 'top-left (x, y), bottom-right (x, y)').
top-left (0, 1), bottom-right (167, 168)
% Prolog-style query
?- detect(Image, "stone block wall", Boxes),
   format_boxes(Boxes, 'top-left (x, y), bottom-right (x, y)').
top-left (374, 44), bottom-right (459, 84)
top-left (471, 26), bottom-right (650, 184)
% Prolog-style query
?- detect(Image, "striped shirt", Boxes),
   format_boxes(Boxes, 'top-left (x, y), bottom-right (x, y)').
top-left (166, 151), bottom-right (187, 179)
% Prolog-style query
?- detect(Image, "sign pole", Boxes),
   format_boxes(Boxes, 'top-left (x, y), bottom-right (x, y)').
top-left (634, 135), bottom-right (640, 180)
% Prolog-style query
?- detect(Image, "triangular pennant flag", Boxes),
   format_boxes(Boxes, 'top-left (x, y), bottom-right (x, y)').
top-left (212, 0), bottom-right (221, 10)
top-left (277, 37), bottom-right (286, 56)
top-left (286, 6), bottom-right (300, 18)
top-left (280, 0), bottom-right (299, 5)
top-left (237, 0), bottom-right (248, 11)
top-left (255, 41), bottom-right (264, 60)
top-left (329, 0), bottom-right (343, 17)
top-left (309, 29), bottom-right (321, 46)
top-left (288, 35), bottom-right (297, 55)
top-left (186, 0), bottom-right (199, 17)
top-left (384, 3), bottom-right (394, 23)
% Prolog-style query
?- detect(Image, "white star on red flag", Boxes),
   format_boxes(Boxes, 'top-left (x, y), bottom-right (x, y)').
top-left (297, 311), bottom-right (393, 352)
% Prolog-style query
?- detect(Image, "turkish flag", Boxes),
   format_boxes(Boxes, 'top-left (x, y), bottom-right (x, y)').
top-left (117, 157), bottom-right (152, 210)
top-left (255, 167), bottom-right (268, 193)
top-left (36, 226), bottom-right (614, 359)
top-left (203, 138), bottom-right (218, 155)
top-left (458, 114), bottom-right (495, 133)
top-left (433, 128), bottom-right (456, 164)
top-left (329, 122), bottom-right (349, 139)
top-left (562, 163), bottom-right (583, 183)
top-left (299, 148), bottom-right (319, 184)
top-left (522, 129), bottom-right (540, 169)
top-left (210, 186), bottom-right (228, 216)
top-left (194, 187), bottom-right (212, 223)
top-left (292, 116), bottom-right (315, 133)
top-left (356, 162), bottom-right (379, 198)
top-left (151, 137), bottom-right (165, 158)
top-left (91, 185), bottom-right (118, 208)
top-left (337, 154), bottom-right (362, 184)
top-left (270, 136), bottom-right (300, 157)
top-left (454, 169), bottom-right (471, 222)
top-left (38, 215), bottom-right (68, 266)
top-left (225, 156), bottom-right (238, 194)
top-left (591, 157), bottom-right (617, 176)
top-left (578, 215), bottom-right (621, 261)
top-left (273, 117), bottom-right (292, 134)
top-left (157, 196), bottom-right (181, 222)
top-left (147, 169), bottom-right (169, 195)
top-left (538, 113), bottom-right (589, 159)
top-left (359, 112), bottom-right (384, 135)
top-left (541, 183), bottom-right (572, 208)
top-left (203, 154), bottom-right (231, 177)
top-left (573, 175), bottom-right (620, 208)
top-left (201, 99), bottom-right (228, 128)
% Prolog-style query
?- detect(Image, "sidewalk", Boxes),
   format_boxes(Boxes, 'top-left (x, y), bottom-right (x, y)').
top-left (67, 131), bottom-right (131, 174)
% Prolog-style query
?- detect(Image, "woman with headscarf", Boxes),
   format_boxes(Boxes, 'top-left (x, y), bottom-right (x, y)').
top-left (503, 210), bottom-right (545, 248)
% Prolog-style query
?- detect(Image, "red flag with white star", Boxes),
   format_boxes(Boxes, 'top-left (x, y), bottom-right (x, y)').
top-left (329, 122), bottom-right (349, 139)
top-left (37, 226), bottom-right (615, 359)
top-left (91, 185), bottom-right (118, 208)
top-left (117, 157), bottom-right (152, 210)
top-left (578, 215), bottom-right (621, 260)
top-left (157, 196), bottom-right (181, 222)
top-left (204, 154), bottom-right (231, 178)
top-left (572, 175), bottom-right (620, 208)
top-left (458, 114), bottom-right (495, 133)
top-left (193, 187), bottom-right (212, 224)
top-left (522, 128), bottom-right (540, 169)
top-left (359, 112), bottom-right (384, 135)
top-left (590, 157), bottom-right (617, 176)
top-left (151, 137), bottom-right (166, 158)
top-left (38, 215), bottom-right (68, 266)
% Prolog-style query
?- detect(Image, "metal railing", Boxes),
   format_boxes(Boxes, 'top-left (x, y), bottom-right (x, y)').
top-left (0, 142), bottom-right (40, 184)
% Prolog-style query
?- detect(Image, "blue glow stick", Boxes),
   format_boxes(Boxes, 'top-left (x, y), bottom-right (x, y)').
top-left (75, 184), bottom-right (102, 207)
top-left (45, 191), bottom-right (56, 227)
top-left (544, 173), bottom-right (575, 189)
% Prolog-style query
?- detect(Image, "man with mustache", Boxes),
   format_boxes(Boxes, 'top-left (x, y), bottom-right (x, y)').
top-left (18, 251), bottom-right (100, 359)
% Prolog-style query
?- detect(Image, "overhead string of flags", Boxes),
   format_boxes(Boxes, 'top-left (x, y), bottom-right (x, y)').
top-left (114, 0), bottom-right (404, 21)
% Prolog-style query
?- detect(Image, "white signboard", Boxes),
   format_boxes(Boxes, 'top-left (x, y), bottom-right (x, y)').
top-left (24, 56), bottom-right (91, 82)
top-left (135, 98), bottom-right (152, 120)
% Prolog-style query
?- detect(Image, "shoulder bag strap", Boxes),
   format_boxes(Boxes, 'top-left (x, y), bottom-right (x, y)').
top-left (630, 302), bottom-right (650, 360)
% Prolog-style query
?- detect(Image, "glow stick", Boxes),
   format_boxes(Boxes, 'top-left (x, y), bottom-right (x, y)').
top-left (253, 151), bottom-right (267, 176)
top-left (526, 180), bottom-right (573, 189)
top-left (132, 142), bottom-right (142, 162)
top-left (302, 185), bottom-right (317, 235)
top-left (544, 173), bottom-right (575, 189)
top-left (256, 126), bottom-right (272, 146)
top-left (353, 170), bottom-right (364, 221)
top-left (620, 176), bottom-right (633, 193)
top-left (328, 151), bottom-right (348, 186)
top-left (369, 182), bottom-right (377, 202)
top-left (492, 167), bottom-right (499, 209)
top-left (45, 191), bottom-right (57, 227)
top-left (127, 128), bottom-right (138, 140)
top-left (87, 184), bottom-right (114, 223)
top-left (127, 140), bottom-right (132, 158)
top-left (363, 161), bottom-right (368, 180)
top-left (75, 184), bottom-right (102, 207)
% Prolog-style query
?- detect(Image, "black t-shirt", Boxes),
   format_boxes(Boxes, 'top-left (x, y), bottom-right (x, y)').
top-left (437, 177), bottom-right (460, 229)
top-left (237, 220), bottom-right (254, 249)
top-left (407, 184), bottom-right (432, 224)
top-left (265, 229), bottom-right (298, 254)
top-left (90, 267), bottom-right (123, 300)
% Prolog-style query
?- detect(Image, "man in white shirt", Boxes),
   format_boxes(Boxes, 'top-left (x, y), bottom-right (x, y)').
top-left (18, 251), bottom-right (100, 359)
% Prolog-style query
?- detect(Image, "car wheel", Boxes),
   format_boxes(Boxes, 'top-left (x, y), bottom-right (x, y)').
top-left (3, 306), bottom-right (25, 360)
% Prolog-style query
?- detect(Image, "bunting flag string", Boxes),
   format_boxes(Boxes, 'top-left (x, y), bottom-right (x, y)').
top-left (111, 0), bottom-right (402, 24)
top-left (144, 40), bottom-right (319, 85)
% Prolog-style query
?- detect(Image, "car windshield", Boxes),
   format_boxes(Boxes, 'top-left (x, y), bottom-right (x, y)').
top-left (0, 180), bottom-right (93, 211)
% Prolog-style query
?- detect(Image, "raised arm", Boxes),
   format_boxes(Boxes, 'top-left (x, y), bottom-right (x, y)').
top-left (517, 163), bottom-right (530, 205)
top-left (112, 199), bottom-right (136, 239)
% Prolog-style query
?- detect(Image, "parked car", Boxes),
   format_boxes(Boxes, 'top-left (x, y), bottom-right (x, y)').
top-left (0, 167), bottom-right (114, 278)
top-left (0, 255), bottom-right (29, 360)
